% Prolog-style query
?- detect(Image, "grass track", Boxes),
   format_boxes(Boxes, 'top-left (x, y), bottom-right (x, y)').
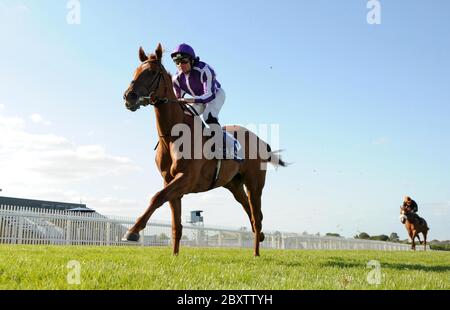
top-left (0, 245), bottom-right (448, 290)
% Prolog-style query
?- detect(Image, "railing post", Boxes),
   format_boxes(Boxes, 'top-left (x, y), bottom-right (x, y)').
top-left (238, 232), bottom-right (243, 248)
top-left (66, 220), bottom-right (72, 245)
top-left (17, 216), bottom-right (24, 245)
top-left (218, 232), bottom-right (222, 247)
top-left (106, 221), bottom-right (111, 246)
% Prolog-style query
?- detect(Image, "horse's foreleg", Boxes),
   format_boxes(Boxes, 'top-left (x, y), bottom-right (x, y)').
top-left (123, 173), bottom-right (189, 241)
top-left (169, 198), bottom-right (183, 256)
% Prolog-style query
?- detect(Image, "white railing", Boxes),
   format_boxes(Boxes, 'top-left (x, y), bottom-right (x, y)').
top-left (0, 205), bottom-right (417, 250)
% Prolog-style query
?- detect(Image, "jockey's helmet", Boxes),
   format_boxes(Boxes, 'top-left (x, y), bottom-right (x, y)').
top-left (171, 43), bottom-right (196, 61)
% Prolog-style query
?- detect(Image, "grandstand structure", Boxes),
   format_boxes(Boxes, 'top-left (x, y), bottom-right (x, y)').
top-left (0, 196), bottom-right (92, 212)
top-left (0, 196), bottom-right (126, 245)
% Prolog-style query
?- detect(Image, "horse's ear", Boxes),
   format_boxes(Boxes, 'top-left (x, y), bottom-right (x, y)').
top-left (155, 43), bottom-right (163, 62)
top-left (139, 46), bottom-right (148, 62)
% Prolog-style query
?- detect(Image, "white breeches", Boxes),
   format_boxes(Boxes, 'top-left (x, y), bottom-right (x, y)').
top-left (188, 88), bottom-right (226, 121)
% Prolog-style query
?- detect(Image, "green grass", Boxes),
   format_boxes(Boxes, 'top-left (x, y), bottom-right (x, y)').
top-left (0, 245), bottom-right (449, 290)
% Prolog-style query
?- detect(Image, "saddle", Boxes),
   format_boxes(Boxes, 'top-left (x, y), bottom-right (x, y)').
top-left (411, 213), bottom-right (426, 226)
top-left (153, 116), bottom-right (243, 162)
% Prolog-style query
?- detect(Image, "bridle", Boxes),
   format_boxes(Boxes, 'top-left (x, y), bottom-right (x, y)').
top-left (126, 62), bottom-right (199, 143)
top-left (137, 70), bottom-right (168, 106)
top-left (127, 63), bottom-right (178, 109)
top-left (400, 207), bottom-right (415, 222)
top-left (128, 63), bottom-right (199, 118)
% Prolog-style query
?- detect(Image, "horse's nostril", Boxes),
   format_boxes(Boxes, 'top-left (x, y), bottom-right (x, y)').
top-left (128, 92), bottom-right (138, 101)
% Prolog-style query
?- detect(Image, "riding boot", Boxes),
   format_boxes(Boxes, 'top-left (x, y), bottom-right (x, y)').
top-left (205, 113), bottom-right (221, 128)
top-left (203, 114), bottom-right (222, 158)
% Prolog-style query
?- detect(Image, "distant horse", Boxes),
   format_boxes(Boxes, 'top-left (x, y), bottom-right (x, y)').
top-left (400, 206), bottom-right (429, 251)
top-left (122, 43), bottom-right (287, 256)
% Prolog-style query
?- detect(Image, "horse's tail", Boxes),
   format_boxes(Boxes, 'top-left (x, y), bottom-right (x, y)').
top-left (265, 150), bottom-right (288, 167)
top-left (263, 144), bottom-right (289, 168)
top-left (229, 126), bottom-right (289, 167)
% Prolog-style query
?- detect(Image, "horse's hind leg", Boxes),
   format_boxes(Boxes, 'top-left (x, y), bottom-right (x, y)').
top-left (245, 171), bottom-right (266, 257)
top-left (247, 189), bottom-right (264, 257)
top-left (422, 230), bottom-right (428, 251)
top-left (416, 234), bottom-right (422, 245)
top-left (169, 198), bottom-right (183, 256)
top-left (224, 177), bottom-right (253, 232)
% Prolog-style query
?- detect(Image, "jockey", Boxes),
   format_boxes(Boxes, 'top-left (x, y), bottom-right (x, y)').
top-left (171, 43), bottom-right (225, 127)
top-left (403, 196), bottom-right (419, 214)
top-left (171, 43), bottom-right (241, 161)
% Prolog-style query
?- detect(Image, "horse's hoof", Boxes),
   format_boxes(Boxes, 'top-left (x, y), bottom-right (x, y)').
top-left (260, 232), bottom-right (265, 243)
top-left (121, 231), bottom-right (140, 242)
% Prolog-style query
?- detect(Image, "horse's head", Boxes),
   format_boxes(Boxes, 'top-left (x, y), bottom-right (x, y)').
top-left (123, 43), bottom-right (166, 112)
top-left (399, 206), bottom-right (412, 224)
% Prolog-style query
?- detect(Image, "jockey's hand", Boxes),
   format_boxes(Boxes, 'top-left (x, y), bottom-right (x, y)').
top-left (179, 98), bottom-right (195, 104)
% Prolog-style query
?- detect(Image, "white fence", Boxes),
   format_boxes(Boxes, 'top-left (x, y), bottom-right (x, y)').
top-left (0, 205), bottom-right (415, 251)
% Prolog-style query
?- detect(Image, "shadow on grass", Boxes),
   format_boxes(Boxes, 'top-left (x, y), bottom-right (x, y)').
top-left (381, 262), bottom-right (450, 273)
top-left (320, 259), bottom-right (361, 269)
top-left (322, 258), bottom-right (450, 273)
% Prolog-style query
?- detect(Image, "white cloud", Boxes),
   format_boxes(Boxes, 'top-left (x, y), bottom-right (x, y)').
top-left (0, 185), bottom-right (141, 218)
top-left (0, 3), bottom-right (30, 13)
top-left (113, 185), bottom-right (128, 191)
top-left (0, 3), bottom-right (30, 19)
top-left (15, 4), bottom-right (30, 12)
top-left (0, 114), bottom-right (24, 129)
top-left (29, 113), bottom-right (51, 125)
top-left (87, 196), bottom-right (141, 215)
top-left (0, 104), bottom-right (5, 110)
top-left (0, 111), bottom-right (140, 189)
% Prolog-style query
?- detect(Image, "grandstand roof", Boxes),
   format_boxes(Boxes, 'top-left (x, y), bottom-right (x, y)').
top-left (0, 196), bottom-right (91, 212)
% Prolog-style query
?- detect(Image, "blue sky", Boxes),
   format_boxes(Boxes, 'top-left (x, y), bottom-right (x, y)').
top-left (0, 0), bottom-right (449, 240)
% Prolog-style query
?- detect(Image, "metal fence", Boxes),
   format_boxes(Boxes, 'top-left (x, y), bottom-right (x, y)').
top-left (0, 204), bottom-right (417, 251)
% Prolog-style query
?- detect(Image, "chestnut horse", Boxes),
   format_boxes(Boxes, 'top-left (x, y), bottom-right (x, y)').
top-left (122, 43), bottom-right (287, 256)
top-left (400, 206), bottom-right (429, 251)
